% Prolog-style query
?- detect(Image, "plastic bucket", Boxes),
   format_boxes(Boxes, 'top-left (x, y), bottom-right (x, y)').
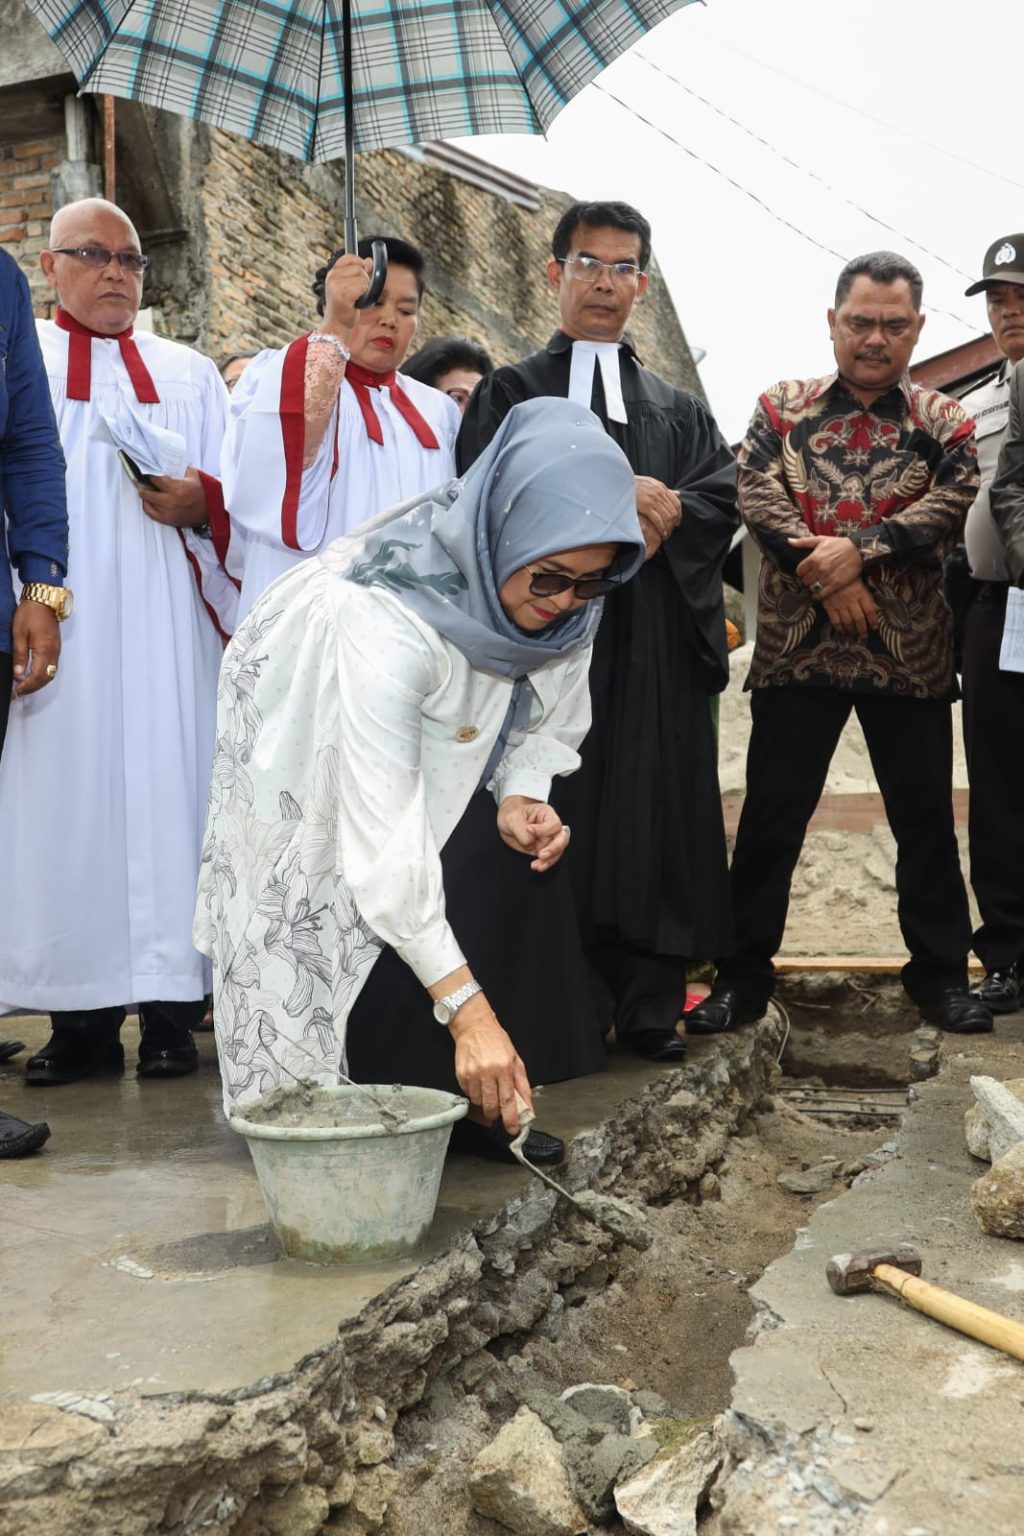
top-left (229, 1083), bottom-right (468, 1264)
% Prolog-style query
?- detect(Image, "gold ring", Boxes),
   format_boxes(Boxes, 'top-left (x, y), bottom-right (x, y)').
top-left (45, 664), bottom-right (58, 679)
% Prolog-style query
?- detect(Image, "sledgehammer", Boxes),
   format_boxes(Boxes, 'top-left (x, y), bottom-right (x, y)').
top-left (826, 1244), bottom-right (1024, 1363)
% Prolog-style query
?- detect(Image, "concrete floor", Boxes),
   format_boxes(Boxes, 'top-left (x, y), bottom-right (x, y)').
top-left (722, 1010), bottom-right (1024, 1535)
top-left (0, 1013), bottom-right (664, 1403)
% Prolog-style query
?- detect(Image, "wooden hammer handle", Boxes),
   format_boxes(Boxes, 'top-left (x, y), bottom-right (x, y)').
top-left (873, 1262), bottom-right (1024, 1363)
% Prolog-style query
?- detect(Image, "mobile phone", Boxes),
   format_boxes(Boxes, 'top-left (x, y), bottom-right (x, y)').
top-left (118, 449), bottom-right (156, 490)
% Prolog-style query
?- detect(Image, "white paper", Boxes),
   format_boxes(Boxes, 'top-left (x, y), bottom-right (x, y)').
top-left (998, 586), bottom-right (1024, 673)
top-left (89, 403), bottom-right (189, 480)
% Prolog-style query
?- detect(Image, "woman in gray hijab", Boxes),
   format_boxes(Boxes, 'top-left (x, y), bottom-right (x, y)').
top-left (195, 398), bottom-right (644, 1164)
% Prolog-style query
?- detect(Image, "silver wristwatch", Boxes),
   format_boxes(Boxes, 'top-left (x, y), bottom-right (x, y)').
top-left (432, 979), bottom-right (482, 1027)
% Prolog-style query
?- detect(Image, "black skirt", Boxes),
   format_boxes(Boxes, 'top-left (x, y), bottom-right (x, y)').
top-left (345, 790), bottom-right (606, 1093)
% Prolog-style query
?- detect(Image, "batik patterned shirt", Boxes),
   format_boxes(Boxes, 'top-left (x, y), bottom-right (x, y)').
top-left (738, 372), bottom-right (979, 699)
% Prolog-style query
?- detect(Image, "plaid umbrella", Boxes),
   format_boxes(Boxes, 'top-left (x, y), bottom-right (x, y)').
top-left (23, 0), bottom-right (696, 164)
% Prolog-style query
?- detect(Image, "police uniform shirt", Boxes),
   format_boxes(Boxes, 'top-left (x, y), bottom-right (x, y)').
top-left (962, 362), bottom-right (1012, 581)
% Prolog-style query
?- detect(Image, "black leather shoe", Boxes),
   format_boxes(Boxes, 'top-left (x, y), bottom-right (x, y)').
top-left (0, 1109), bottom-right (50, 1157)
top-left (25, 1032), bottom-right (125, 1085)
top-left (450, 1118), bottom-right (565, 1166)
top-left (684, 987), bottom-right (765, 1036)
top-left (631, 1029), bottom-right (687, 1062)
top-left (969, 965), bottom-right (1022, 1015)
top-left (137, 1032), bottom-right (199, 1078)
top-left (0, 1040), bottom-right (25, 1064)
top-left (920, 988), bottom-right (994, 1034)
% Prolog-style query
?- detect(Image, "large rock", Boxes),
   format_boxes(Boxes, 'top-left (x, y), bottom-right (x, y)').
top-left (969, 1077), bottom-right (1024, 1164)
top-left (614, 1419), bottom-right (724, 1536)
top-left (469, 1407), bottom-right (588, 1536)
top-left (965, 1078), bottom-right (1024, 1162)
top-left (972, 1142), bottom-right (1024, 1240)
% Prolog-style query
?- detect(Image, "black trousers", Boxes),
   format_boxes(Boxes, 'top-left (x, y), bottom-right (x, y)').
top-left (50, 1000), bottom-right (205, 1038)
top-left (962, 585), bottom-right (1024, 971)
top-left (717, 686), bottom-right (972, 1008)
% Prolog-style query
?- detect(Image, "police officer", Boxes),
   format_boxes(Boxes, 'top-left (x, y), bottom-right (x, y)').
top-left (961, 235), bottom-right (1024, 1013)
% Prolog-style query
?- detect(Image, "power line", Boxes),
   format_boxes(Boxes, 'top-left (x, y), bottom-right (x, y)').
top-left (633, 49), bottom-right (976, 288)
top-left (591, 81), bottom-right (977, 332)
top-left (684, 27), bottom-right (1024, 195)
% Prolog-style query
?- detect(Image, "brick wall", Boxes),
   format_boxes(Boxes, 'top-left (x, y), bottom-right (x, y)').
top-left (195, 130), bottom-right (702, 395)
top-left (0, 132), bottom-right (64, 309)
top-left (0, 107), bottom-right (703, 402)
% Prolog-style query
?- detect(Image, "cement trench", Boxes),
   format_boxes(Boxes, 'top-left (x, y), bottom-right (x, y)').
top-left (2, 988), bottom-right (925, 1536)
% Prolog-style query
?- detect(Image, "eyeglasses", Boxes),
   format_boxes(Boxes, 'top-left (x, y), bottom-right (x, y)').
top-left (558, 255), bottom-right (644, 284)
top-left (527, 566), bottom-right (619, 602)
top-left (50, 246), bottom-right (150, 273)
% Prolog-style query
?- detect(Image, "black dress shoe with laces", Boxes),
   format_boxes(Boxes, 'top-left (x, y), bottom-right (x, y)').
top-left (137, 1030), bottom-right (199, 1078)
top-left (0, 1109), bottom-right (50, 1157)
top-left (24, 1031), bottom-right (125, 1085)
top-left (921, 988), bottom-right (994, 1034)
top-left (969, 966), bottom-right (1022, 1015)
top-left (684, 987), bottom-right (766, 1036)
top-left (450, 1118), bottom-right (565, 1166)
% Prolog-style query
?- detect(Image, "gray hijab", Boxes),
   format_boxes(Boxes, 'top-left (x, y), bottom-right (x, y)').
top-left (327, 397), bottom-right (644, 679)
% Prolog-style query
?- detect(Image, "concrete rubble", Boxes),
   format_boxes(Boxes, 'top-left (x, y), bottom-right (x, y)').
top-left (614, 1417), bottom-right (724, 1536)
top-left (468, 1406), bottom-right (588, 1535)
top-left (966, 1076), bottom-right (1024, 1241)
top-left (467, 1380), bottom-right (723, 1536)
top-left (969, 1075), bottom-right (1024, 1162)
top-left (711, 1022), bottom-right (1024, 1536)
top-left (972, 1143), bottom-right (1024, 1240)
top-left (0, 1013), bottom-right (784, 1536)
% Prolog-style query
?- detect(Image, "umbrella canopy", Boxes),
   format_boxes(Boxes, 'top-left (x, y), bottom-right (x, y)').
top-left (23, 0), bottom-right (696, 165)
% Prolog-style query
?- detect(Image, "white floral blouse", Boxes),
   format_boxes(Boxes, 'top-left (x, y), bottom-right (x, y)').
top-left (193, 550), bottom-right (592, 1110)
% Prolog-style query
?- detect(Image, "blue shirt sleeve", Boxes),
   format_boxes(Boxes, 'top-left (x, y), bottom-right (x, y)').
top-left (1, 255), bottom-right (69, 590)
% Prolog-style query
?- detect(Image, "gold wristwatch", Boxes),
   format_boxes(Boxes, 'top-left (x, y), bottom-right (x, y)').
top-left (20, 582), bottom-right (73, 620)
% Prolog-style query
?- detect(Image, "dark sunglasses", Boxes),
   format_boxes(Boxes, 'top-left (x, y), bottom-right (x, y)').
top-left (50, 246), bottom-right (150, 273)
top-left (526, 566), bottom-right (619, 602)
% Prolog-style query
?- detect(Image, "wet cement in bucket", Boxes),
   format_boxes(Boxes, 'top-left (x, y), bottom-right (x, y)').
top-left (232, 1082), bottom-right (467, 1263)
top-left (241, 1080), bottom-right (419, 1132)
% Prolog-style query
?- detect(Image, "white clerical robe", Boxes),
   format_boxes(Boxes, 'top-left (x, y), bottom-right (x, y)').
top-left (0, 324), bottom-right (231, 1011)
top-left (223, 339), bottom-right (460, 620)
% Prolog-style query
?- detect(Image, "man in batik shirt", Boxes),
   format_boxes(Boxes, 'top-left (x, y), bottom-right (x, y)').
top-left (688, 250), bottom-right (992, 1038)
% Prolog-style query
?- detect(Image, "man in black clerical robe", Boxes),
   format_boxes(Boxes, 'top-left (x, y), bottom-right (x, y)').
top-left (458, 200), bottom-right (738, 1060)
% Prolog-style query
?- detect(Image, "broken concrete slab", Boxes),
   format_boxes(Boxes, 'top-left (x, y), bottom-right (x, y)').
top-left (966, 1076), bottom-right (1024, 1163)
top-left (970, 1075), bottom-right (1024, 1162)
top-left (614, 1417), bottom-right (723, 1536)
top-left (469, 1406), bottom-right (587, 1535)
top-left (0, 1012), bottom-right (784, 1535)
top-left (714, 1019), bottom-right (1024, 1536)
top-left (972, 1142), bottom-right (1024, 1240)
top-left (777, 1159), bottom-right (840, 1195)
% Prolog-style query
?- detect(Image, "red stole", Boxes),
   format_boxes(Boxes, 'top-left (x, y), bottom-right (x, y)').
top-left (345, 360), bottom-right (440, 449)
top-left (54, 307), bottom-right (160, 404)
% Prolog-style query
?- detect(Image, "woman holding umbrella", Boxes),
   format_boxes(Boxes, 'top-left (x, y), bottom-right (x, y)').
top-left (195, 398), bottom-right (645, 1163)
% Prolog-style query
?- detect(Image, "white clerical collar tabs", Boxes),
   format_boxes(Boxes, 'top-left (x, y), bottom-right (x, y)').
top-left (567, 340), bottom-right (628, 425)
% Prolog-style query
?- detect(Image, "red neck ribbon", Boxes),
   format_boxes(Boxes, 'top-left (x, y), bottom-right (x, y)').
top-left (345, 360), bottom-right (439, 450)
top-left (54, 307), bottom-right (160, 405)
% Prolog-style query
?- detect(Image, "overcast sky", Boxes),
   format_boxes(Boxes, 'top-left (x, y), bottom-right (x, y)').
top-left (449, 0), bottom-right (1020, 441)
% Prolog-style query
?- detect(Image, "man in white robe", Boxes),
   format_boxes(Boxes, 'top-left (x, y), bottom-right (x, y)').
top-left (0, 197), bottom-right (237, 1085)
top-left (223, 235), bottom-right (459, 620)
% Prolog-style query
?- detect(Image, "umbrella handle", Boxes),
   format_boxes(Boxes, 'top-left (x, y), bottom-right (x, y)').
top-left (356, 238), bottom-right (387, 309)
